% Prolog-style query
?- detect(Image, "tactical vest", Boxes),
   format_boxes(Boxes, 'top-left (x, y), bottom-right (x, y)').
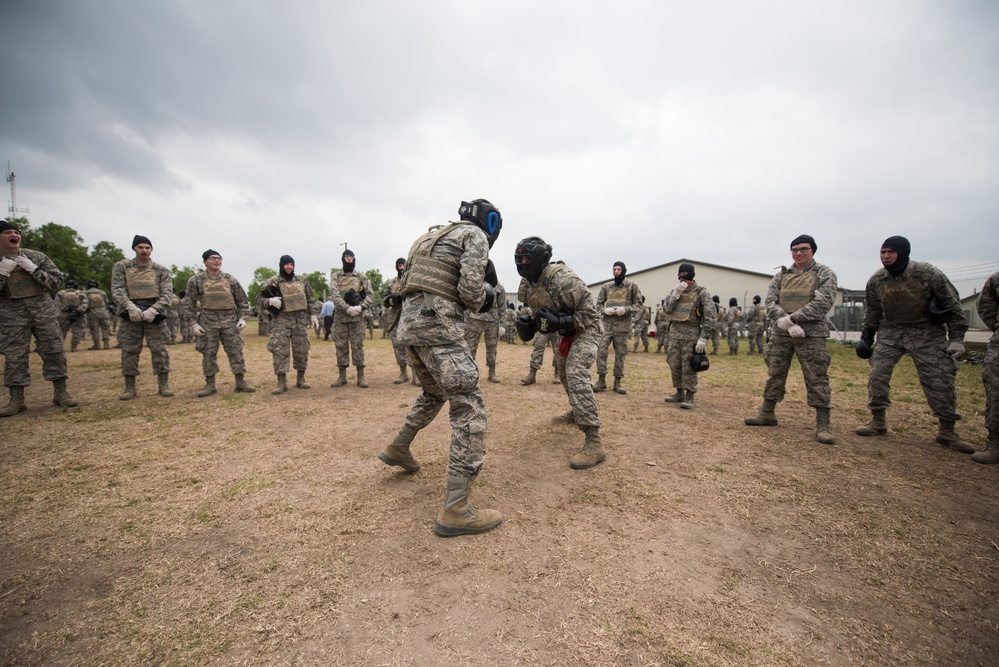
top-left (777, 268), bottom-right (818, 313)
top-left (125, 265), bottom-right (160, 300)
top-left (669, 288), bottom-right (703, 323)
top-left (526, 264), bottom-right (569, 311)
top-left (642, 306), bottom-right (651, 322)
top-left (278, 280), bottom-right (307, 312)
top-left (400, 222), bottom-right (467, 303)
top-left (60, 290), bottom-right (82, 309)
top-left (717, 306), bottom-right (728, 320)
top-left (604, 283), bottom-right (630, 308)
top-left (730, 307), bottom-right (743, 320)
top-left (748, 305), bottom-right (765, 324)
top-left (202, 276), bottom-right (237, 310)
top-left (877, 262), bottom-right (932, 324)
top-left (3, 265), bottom-right (45, 299)
top-left (87, 291), bottom-right (106, 310)
top-left (336, 272), bottom-right (363, 296)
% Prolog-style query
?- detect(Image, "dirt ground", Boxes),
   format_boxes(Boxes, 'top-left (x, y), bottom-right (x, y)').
top-left (1, 328), bottom-right (997, 666)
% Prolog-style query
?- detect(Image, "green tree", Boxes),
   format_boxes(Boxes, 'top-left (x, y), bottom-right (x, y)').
top-left (247, 265), bottom-right (276, 305)
top-left (365, 268), bottom-right (384, 302)
top-left (20, 222), bottom-right (90, 282)
top-left (303, 271), bottom-right (327, 300)
top-left (87, 241), bottom-right (125, 291)
top-left (170, 264), bottom-right (200, 295)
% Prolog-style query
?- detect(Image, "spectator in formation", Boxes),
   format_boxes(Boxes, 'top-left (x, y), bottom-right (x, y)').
top-left (55, 278), bottom-right (89, 352)
top-left (745, 295), bottom-right (765, 355)
top-left (261, 255), bottom-right (320, 394)
top-left (594, 261), bottom-right (643, 395)
top-left (726, 297), bottom-right (742, 355)
top-left (662, 263), bottom-right (716, 410)
top-left (329, 249), bottom-right (374, 388)
top-left (84, 279), bottom-right (112, 350)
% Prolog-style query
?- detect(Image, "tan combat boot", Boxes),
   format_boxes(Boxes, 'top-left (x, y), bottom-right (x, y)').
top-left (296, 370), bottom-right (311, 389)
top-left (378, 424), bottom-right (421, 472)
top-left (0, 386), bottom-right (26, 417)
top-left (570, 426), bottom-right (606, 469)
top-left (394, 365), bottom-right (409, 385)
top-left (434, 476), bottom-right (502, 537)
top-left (157, 373), bottom-right (174, 397)
top-left (856, 409), bottom-right (888, 436)
top-left (520, 369), bottom-right (537, 385)
top-left (613, 376), bottom-right (627, 395)
top-left (234, 374), bottom-right (256, 393)
top-left (272, 373), bottom-right (288, 395)
top-left (816, 407), bottom-right (835, 444)
top-left (197, 375), bottom-right (217, 398)
top-left (332, 366), bottom-right (348, 387)
top-left (592, 374), bottom-right (607, 393)
top-left (52, 379), bottom-right (78, 407)
top-left (744, 399), bottom-right (778, 426)
top-left (552, 409), bottom-right (576, 425)
top-left (664, 389), bottom-right (684, 403)
top-left (487, 365), bottom-right (500, 383)
top-left (680, 390), bottom-right (695, 410)
top-left (972, 432), bottom-right (999, 465)
top-left (936, 419), bottom-right (974, 453)
top-left (119, 376), bottom-right (137, 401)
top-left (356, 367), bottom-right (368, 389)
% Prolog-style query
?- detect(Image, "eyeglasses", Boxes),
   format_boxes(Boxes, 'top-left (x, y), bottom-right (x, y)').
top-left (790, 246), bottom-right (812, 254)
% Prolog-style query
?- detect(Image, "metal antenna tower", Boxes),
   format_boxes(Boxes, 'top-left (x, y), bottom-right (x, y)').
top-left (5, 162), bottom-right (30, 220)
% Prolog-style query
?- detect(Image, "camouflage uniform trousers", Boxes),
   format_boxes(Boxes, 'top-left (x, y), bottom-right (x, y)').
top-left (1, 301), bottom-right (68, 386)
top-left (465, 317), bottom-right (500, 369)
top-left (727, 327), bottom-right (740, 354)
top-left (711, 327), bottom-right (722, 353)
top-left (389, 324), bottom-right (409, 368)
top-left (747, 324), bottom-right (765, 353)
top-left (596, 330), bottom-right (629, 378)
top-left (404, 342), bottom-right (487, 479)
top-left (118, 319), bottom-right (171, 377)
top-left (88, 312), bottom-right (111, 346)
top-left (762, 334), bottom-right (831, 408)
top-left (59, 314), bottom-right (89, 349)
top-left (195, 311), bottom-right (247, 377)
top-left (632, 320), bottom-right (649, 349)
top-left (333, 319), bottom-right (367, 368)
top-left (655, 325), bottom-right (669, 352)
top-left (666, 338), bottom-right (700, 393)
top-left (180, 314), bottom-right (194, 342)
top-left (984, 338), bottom-right (999, 432)
top-left (867, 332), bottom-right (960, 422)
top-left (529, 331), bottom-right (557, 372)
top-left (166, 310), bottom-right (180, 342)
top-left (267, 312), bottom-right (311, 375)
top-left (555, 330), bottom-right (600, 429)
top-left (257, 313), bottom-right (270, 336)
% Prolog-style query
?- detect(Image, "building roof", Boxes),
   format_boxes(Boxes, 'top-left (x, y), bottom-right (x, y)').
top-left (586, 257), bottom-right (774, 288)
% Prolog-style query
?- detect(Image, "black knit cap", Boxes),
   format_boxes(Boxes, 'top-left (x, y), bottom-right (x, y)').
top-left (132, 235), bottom-right (152, 249)
top-left (881, 235), bottom-right (910, 258)
top-left (790, 234), bottom-right (816, 252)
top-left (202, 249), bottom-right (221, 261)
top-left (678, 262), bottom-right (695, 279)
top-left (0, 219), bottom-right (19, 233)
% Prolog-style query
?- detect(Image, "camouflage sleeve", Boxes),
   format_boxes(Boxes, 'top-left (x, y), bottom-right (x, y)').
top-left (456, 228), bottom-right (488, 313)
top-left (978, 273), bottom-right (999, 332)
top-left (329, 272), bottom-right (348, 310)
top-left (360, 274), bottom-right (374, 309)
top-left (77, 290), bottom-right (89, 312)
top-left (764, 271), bottom-right (785, 322)
top-left (663, 289), bottom-right (680, 316)
top-left (110, 261), bottom-right (130, 308)
top-left (517, 278), bottom-right (528, 303)
top-left (184, 274), bottom-right (201, 319)
top-left (698, 288), bottom-right (716, 339)
top-left (304, 279), bottom-right (319, 316)
top-left (596, 283), bottom-right (608, 310)
top-left (862, 272), bottom-right (883, 332)
top-left (629, 282), bottom-right (644, 316)
top-left (929, 265), bottom-right (967, 339)
top-left (231, 276), bottom-right (251, 320)
top-left (153, 264), bottom-right (174, 313)
top-left (552, 268), bottom-right (599, 332)
top-left (22, 250), bottom-right (63, 294)
top-left (495, 283), bottom-right (506, 314)
top-left (791, 263), bottom-right (837, 324)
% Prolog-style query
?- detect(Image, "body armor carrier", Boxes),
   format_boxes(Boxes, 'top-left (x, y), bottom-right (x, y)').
top-left (202, 276), bottom-right (237, 310)
top-left (876, 262), bottom-right (933, 324)
top-left (526, 264), bottom-right (569, 311)
top-left (124, 265), bottom-right (160, 301)
top-left (400, 222), bottom-right (468, 304)
top-left (61, 290), bottom-right (82, 309)
top-left (604, 283), bottom-right (630, 309)
top-left (278, 280), bottom-right (307, 312)
top-left (3, 265), bottom-right (45, 299)
top-left (87, 291), bottom-right (106, 311)
top-left (669, 288), bottom-right (704, 323)
top-left (777, 268), bottom-right (818, 313)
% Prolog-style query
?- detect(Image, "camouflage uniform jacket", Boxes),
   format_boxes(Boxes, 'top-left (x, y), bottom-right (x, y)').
top-left (765, 260), bottom-right (837, 338)
top-left (468, 282), bottom-right (505, 323)
top-left (596, 278), bottom-right (643, 333)
top-left (979, 272), bottom-right (999, 342)
top-left (330, 269), bottom-right (374, 322)
top-left (111, 259), bottom-right (174, 314)
top-left (520, 267), bottom-right (601, 335)
top-left (0, 248), bottom-right (63, 321)
top-left (261, 273), bottom-right (320, 317)
top-left (863, 261), bottom-right (967, 344)
top-left (184, 271), bottom-right (252, 321)
top-left (85, 287), bottom-right (110, 316)
top-left (382, 275), bottom-right (404, 334)
top-left (55, 288), bottom-right (89, 315)
top-left (662, 282), bottom-right (716, 341)
top-left (396, 222), bottom-right (490, 347)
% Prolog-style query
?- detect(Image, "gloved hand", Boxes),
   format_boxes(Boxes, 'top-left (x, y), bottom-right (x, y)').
top-left (603, 307), bottom-right (617, 316)
top-left (236, 318), bottom-right (246, 330)
top-left (484, 259), bottom-right (498, 287)
top-left (14, 255), bottom-right (38, 273)
top-left (0, 256), bottom-right (15, 277)
top-left (788, 324), bottom-right (806, 338)
top-left (142, 307), bottom-right (159, 323)
top-left (346, 305), bottom-right (363, 317)
top-left (947, 341), bottom-right (966, 359)
top-left (777, 315), bottom-right (794, 332)
top-left (535, 308), bottom-right (576, 336)
top-left (311, 315), bottom-right (320, 330)
top-left (126, 304), bottom-right (144, 322)
top-left (673, 281), bottom-right (688, 295)
top-left (267, 296), bottom-right (282, 309)
top-left (613, 306), bottom-right (628, 316)
top-left (694, 338), bottom-right (707, 354)
top-left (192, 323), bottom-right (206, 337)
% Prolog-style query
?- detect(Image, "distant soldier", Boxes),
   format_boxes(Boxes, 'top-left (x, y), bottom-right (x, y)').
top-left (378, 198), bottom-right (504, 537)
top-left (111, 235), bottom-right (175, 399)
top-left (662, 263), bottom-right (716, 409)
top-left (632, 296), bottom-right (651, 352)
top-left (726, 297), bottom-right (742, 354)
top-left (745, 295), bottom-right (765, 355)
top-left (854, 236), bottom-right (972, 454)
top-left (166, 292), bottom-right (181, 344)
top-left (711, 295), bottom-right (726, 355)
top-left (503, 303), bottom-right (517, 343)
top-left (653, 299), bottom-right (669, 353)
top-left (177, 289), bottom-right (194, 343)
top-left (744, 235), bottom-right (837, 444)
top-left (84, 279), bottom-right (111, 349)
top-left (382, 257), bottom-right (418, 385)
top-left (261, 255), bottom-right (319, 393)
top-left (330, 249), bottom-right (374, 388)
top-left (256, 293), bottom-right (270, 336)
top-left (594, 261), bottom-right (642, 394)
top-left (55, 278), bottom-right (89, 352)
top-left (0, 219), bottom-right (78, 415)
top-left (184, 249), bottom-right (256, 397)
top-left (465, 281), bottom-right (505, 383)
top-left (514, 237), bottom-right (606, 468)
top-left (972, 270), bottom-right (999, 464)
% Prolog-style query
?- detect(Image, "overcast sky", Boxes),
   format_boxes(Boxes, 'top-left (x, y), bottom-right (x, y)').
top-left (3, 0), bottom-right (997, 298)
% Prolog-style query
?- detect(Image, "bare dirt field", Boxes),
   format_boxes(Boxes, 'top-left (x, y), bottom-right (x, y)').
top-left (2, 328), bottom-right (997, 666)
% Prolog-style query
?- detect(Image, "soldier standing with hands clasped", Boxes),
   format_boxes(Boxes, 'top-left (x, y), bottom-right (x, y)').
top-left (261, 255), bottom-right (320, 394)
top-left (330, 249), bottom-right (374, 388)
top-left (594, 261), bottom-right (642, 394)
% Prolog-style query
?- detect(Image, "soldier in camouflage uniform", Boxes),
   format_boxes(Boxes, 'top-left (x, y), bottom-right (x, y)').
top-left (654, 299), bottom-right (669, 353)
top-left (465, 281), bottom-right (505, 383)
top-left (55, 279), bottom-right (89, 352)
top-left (515, 237), bottom-right (606, 468)
top-left (972, 271), bottom-right (999, 464)
top-left (184, 249), bottom-right (256, 397)
top-left (662, 263), bottom-right (716, 409)
top-left (382, 257), bottom-right (419, 386)
top-left (84, 279), bottom-right (112, 349)
top-left (519, 327), bottom-right (558, 385)
top-left (854, 236), bottom-right (972, 454)
top-left (594, 261), bottom-right (643, 394)
top-left (111, 235), bottom-right (175, 400)
top-left (177, 289), bottom-right (194, 343)
top-left (330, 249), bottom-right (374, 388)
top-left (0, 219), bottom-right (78, 415)
top-left (632, 296), bottom-right (651, 352)
top-left (726, 297), bottom-right (742, 355)
top-left (503, 303), bottom-right (517, 343)
top-left (745, 295), bottom-right (765, 354)
top-left (165, 293), bottom-right (181, 344)
top-left (261, 255), bottom-right (320, 394)
top-left (745, 235), bottom-right (838, 444)
top-left (379, 198), bottom-right (503, 537)
top-left (711, 295), bottom-right (726, 355)
top-left (256, 293), bottom-right (270, 336)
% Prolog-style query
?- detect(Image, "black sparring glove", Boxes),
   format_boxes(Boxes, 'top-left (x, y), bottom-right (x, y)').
top-left (856, 327), bottom-right (876, 359)
top-left (344, 288), bottom-right (363, 307)
top-left (477, 282), bottom-right (495, 313)
top-left (516, 314), bottom-right (537, 342)
top-left (484, 259), bottom-right (498, 288)
top-left (535, 308), bottom-right (576, 336)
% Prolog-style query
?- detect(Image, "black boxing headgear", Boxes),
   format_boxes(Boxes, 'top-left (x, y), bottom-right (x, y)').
top-left (881, 235), bottom-right (911, 277)
top-left (514, 236), bottom-right (552, 284)
top-left (66, 279), bottom-right (78, 288)
top-left (132, 235), bottom-right (152, 249)
top-left (613, 261), bottom-right (627, 285)
top-left (458, 199), bottom-right (502, 248)
top-left (790, 234), bottom-right (816, 252)
top-left (87, 279), bottom-right (98, 288)
top-left (678, 263), bottom-right (695, 280)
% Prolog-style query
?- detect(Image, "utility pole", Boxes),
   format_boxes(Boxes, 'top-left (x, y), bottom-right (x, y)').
top-left (5, 162), bottom-right (30, 220)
